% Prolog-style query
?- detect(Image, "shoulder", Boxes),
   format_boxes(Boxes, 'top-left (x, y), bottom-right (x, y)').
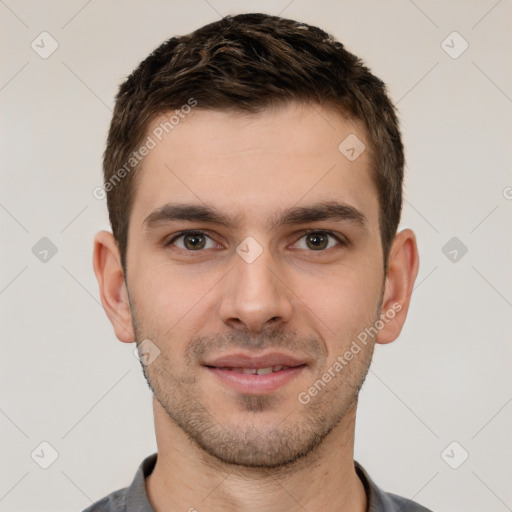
top-left (81, 453), bottom-right (157, 512)
top-left (354, 461), bottom-right (433, 512)
top-left (380, 491), bottom-right (434, 511)
top-left (81, 487), bottom-right (127, 512)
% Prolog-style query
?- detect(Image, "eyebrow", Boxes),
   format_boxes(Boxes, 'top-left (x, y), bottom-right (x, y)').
top-left (142, 200), bottom-right (367, 232)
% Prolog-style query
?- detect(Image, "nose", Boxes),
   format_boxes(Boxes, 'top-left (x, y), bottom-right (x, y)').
top-left (218, 246), bottom-right (293, 333)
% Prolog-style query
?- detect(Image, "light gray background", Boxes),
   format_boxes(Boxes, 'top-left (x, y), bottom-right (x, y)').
top-left (1, 1), bottom-right (511, 511)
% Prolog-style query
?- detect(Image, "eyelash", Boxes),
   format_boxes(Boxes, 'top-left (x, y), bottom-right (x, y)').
top-left (165, 229), bottom-right (348, 252)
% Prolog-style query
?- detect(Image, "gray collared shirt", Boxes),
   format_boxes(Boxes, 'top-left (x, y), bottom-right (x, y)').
top-left (82, 453), bottom-right (433, 512)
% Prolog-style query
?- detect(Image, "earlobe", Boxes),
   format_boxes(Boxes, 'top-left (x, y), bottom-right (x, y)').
top-left (376, 228), bottom-right (420, 345)
top-left (92, 230), bottom-right (135, 343)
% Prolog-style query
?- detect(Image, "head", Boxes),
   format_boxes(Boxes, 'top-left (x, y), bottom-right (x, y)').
top-left (94, 13), bottom-right (419, 470)
top-left (103, 13), bottom-right (404, 274)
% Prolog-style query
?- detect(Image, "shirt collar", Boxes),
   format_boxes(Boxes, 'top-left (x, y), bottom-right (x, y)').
top-left (355, 460), bottom-right (401, 511)
top-left (124, 453), bottom-right (401, 512)
top-left (124, 452), bottom-right (157, 512)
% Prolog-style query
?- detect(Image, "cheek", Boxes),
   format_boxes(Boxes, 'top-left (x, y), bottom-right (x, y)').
top-left (132, 262), bottom-right (220, 330)
top-left (302, 263), bottom-right (382, 336)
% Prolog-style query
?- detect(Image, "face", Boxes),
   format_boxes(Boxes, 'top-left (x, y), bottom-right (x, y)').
top-left (124, 102), bottom-right (386, 468)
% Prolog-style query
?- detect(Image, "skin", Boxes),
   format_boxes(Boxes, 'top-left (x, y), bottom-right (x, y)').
top-left (93, 102), bottom-right (419, 512)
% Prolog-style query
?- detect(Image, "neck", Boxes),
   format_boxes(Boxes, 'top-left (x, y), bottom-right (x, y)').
top-left (145, 397), bottom-right (367, 512)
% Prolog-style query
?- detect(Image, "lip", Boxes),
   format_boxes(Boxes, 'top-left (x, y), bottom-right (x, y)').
top-left (202, 352), bottom-right (307, 369)
top-left (205, 365), bottom-right (306, 394)
top-left (202, 351), bottom-right (308, 395)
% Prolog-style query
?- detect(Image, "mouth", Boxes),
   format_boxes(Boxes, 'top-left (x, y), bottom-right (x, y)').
top-left (204, 364), bottom-right (302, 375)
top-left (202, 352), bottom-right (308, 394)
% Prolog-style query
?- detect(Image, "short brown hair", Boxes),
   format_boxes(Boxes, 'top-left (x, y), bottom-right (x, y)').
top-left (103, 13), bottom-right (404, 273)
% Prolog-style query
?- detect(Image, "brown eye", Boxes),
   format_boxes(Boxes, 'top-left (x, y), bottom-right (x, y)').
top-left (305, 232), bottom-right (330, 250)
top-left (167, 231), bottom-right (216, 251)
top-left (293, 231), bottom-right (343, 251)
top-left (183, 233), bottom-right (206, 250)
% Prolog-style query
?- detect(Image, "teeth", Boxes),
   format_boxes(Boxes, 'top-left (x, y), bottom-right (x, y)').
top-left (256, 366), bottom-right (273, 375)
top-left (221, 365), bottom-right (292, 374)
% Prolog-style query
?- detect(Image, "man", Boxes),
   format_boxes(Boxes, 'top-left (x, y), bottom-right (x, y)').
top-left (89, 12), bottom-right (428, 512)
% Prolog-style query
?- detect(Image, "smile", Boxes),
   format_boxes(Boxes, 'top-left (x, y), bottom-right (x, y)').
top-left (205, 365), bottom-right (307, 394)
top-left (212, 365), bottom-right (293, 374)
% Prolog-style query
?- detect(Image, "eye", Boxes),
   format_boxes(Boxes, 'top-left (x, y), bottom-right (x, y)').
top-left (166, 231), bottom-right (219, 251)
top-left (292, 231), bottom-right (345, 251)
top-left (165, 230), bottom-right (346, 253)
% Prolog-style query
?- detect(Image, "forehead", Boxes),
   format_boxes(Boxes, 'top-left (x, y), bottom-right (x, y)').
top-left (130, 102), bottom-right (378, 231)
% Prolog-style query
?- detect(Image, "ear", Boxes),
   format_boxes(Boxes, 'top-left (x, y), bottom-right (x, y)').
top-left (376, 228), bottom-right (419, 345)
top-left (92, 230), bottom-right (135, 343)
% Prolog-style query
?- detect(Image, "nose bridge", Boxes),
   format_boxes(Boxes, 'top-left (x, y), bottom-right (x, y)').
top-left (219, 239), bottom-right (292, 332)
